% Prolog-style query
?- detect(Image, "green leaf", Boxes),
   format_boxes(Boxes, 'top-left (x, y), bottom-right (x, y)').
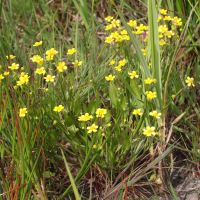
top-left (109, 82), bottom-right (118, 108)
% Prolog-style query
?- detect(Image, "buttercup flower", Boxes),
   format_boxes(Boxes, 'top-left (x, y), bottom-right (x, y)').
top-left (149, 111), bottom-right (162, 119)
top-left (105, 24), bottom-right (113, 30)
top-left (119, 59), bottom-right (127, 66)
top-left (4, 72), bottom-right (9, 76)
top-left (114, 65), bottom-right (122, 72)
top-left (17, 74), bottom-right (30, 86)
top-left (19, 108), bottom-right (27, 117)
top-left (8, 63), bottom-right (19, 70)
top-left (93, 145), bottom-right (97, 149)
top-left (146, 91), bottom-right (157, 100)
top-left (87, 124), bottom-right (98, 133)
top-left (132, 109), bottom-right (142, 115)
top-left (109, 60), bottom-right (115, 66)
top-left (105, 16), bottom-right (113, 22)
top-left (6, 55), bottom-right (15, 59)
top-left (53, 105), bottom-right (64, 112)
top-left (143, 126), bottom-right (156, 136)
top-left (105, 36), bottom-right (114, 44)
top-left (78, 113), bottom-right (93, 122)
top-left (159, 39), bottom-right (166, 46)
top-left (96, 108), bottom-right (107, 118)
top-left (57, 62), bottom-right (67, 72)
top-left (0, 74), bottom-right (4, 81)
top-left (145, 78), bottom-right (152, 84)
top-left (35, 67), bottom-right (45, 75)
top-left (185, 77), bottom-right (195, 87)
top-left (33, 41), bottom-right (42, 46)
top-left (128, 71), bottom-right (139, 79)
top-left (46, 48), bottom-right (58, 56)
top-left (111, 19), bottom-right (120, 27)
top-left (44, 75), bottom-right (55, 82)
top-left (67, 48), bottom-right (76, 55)
top-left (142, 49), bottom-right (147, 55)
top-left (105, 75), bottom-right (115, 81)
top-left (160, 9), bottom-right (167, 15)
top-left (164, 16), bottom-right (172, 21)
top-left (72, 60), bottom-right (82, 67)
top-left (127, 20), bottom-right (137, 28)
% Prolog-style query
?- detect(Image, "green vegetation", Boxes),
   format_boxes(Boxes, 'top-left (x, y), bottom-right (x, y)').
top-left (0, 0), bottom-right (200, 199)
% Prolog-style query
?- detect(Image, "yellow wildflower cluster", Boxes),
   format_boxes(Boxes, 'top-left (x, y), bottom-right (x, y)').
top-left (17, 72), bottom-right (30, 86)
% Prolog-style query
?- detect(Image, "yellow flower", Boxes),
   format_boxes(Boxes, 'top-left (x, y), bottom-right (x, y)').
top-left (120, 30), bottom-right (127, 35)
top-left (135, 29), bottom-right (143, 35)
top-left (21, 67), bottom-right (24, 71)
top-left (17, 73), bottom-right (30, 86)
top-left (159, 39), bottom-right (166, 46)
top-left (115, 35), bottom-right (123, 42)
top-left (46, 55), bottom-right (54, 60)
top-left (8, 63), bottom-right (19, 70)
top-left (78, 113), bottom-right (93, 122)
top-left (96, 108), bottom-right (107, 118)
top-left (127, 20), bottom-right (137, 28)
top-left (46, 48), bottom-right (58, 56)
top-left (172, 95), bottom-right (176, 99)
top-left (0, 74), bottom-right (4, 81)
top-left (72, 60), bottom-right (82, 67)
top-left (111, 19), bottom-right (120, 27)
top-left (35, 67), bottom-right (45, 75)
top-left (158, 25), bottom-right (168, 34)
top-left (93, 145), bottom-right (97, 149)
top-left (149, 111), bottom-right (162, 119)
top-left (146, 91), bottom-right (157, 100)
top-left (30, 55), bottom-right (43, 65)
top-left (111, 31), bottom-right (119, 38)
top-left (143, 126), bottom-right (156, 136)
top-left (128, 71), bottom-right (139, 79)
top-left (160, 9), bottom-right (167, 15)
top-left (109, 60), bottom-right (115, 66)
top-left (173, 17), bottom-right (182, 26)
top-left (122, 35), bottom-right (130, 40)
top-left (114, 65), bottom-right (122, 72)
top-left (185, 77), bottom-right (195, 87)
top-left (44, 75), bottom-right (56, 82)
top-left (6, 55), bottom-right (15, 59)
top-left (45, 88), bottom-right (48, 91)
top-left (53, 120), bottom-right (57, 125)
top-left (105, 75), bottom-right (115, 81)
top-left (53, 105), bottom-right (64, 112)
top-left (139, 85), bottom-right (142, 88)
top-left (105, 24), bottom-right (113, 30)
top-left (118, 88), bottom-right (120, 90)
top-left (119, 59), bottom-right (127, 66)
top-left (165, 30), bottom-right (175, 38)
top-left (67, 48), bottom-right (76, 55)
top-left (142, 49), bottom-right (147, 55)
top-left (144, 37), bottom-right (148, 42)
top-left (33, 41), bottom-right (42, 46)
top-left (102, 133), bottom-right (105, 136)
top-left (157, 16), bottom-right (163, 22)
top-left (132, 109), bottom-right (142, 116)
top-left (164, 16), bottom-right (172, 21)
top-left (105, 36), bottom-right (114, 44)
top-left (105, 16), bottom-right (114, 22)
top-left (107, 123), bottom-right (111, 126)
top-left (19, 108), bottom-right (27, 117)
top-left (87, 124), bottom-right (98, 133)
top-left (57, 62), bottom-right (67, 72)
top-left (144, 78), bottom-right (152, 84)
top-left (4, 72), bottom-right (9, 76)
